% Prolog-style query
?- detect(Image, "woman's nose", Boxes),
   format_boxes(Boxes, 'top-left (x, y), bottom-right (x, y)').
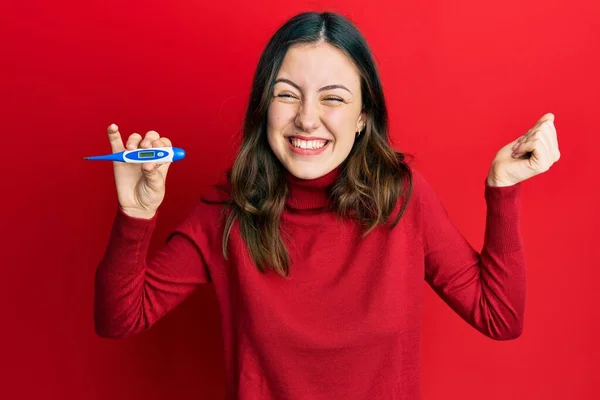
top-left (294, 101), bottom-right (321, 133)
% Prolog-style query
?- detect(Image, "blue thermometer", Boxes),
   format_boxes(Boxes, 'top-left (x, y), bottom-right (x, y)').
top-left (84, 147), bottom-right (186, 163)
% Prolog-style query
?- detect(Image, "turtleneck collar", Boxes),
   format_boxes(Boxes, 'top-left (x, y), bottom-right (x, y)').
top-left (284, 167), bottom-right (340, 210)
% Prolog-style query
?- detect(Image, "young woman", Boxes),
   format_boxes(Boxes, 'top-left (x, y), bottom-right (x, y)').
top-left (94, 11), bottom-right (560, 400)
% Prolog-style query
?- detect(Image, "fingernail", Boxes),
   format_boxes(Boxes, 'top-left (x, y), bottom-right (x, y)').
top-left (512, 142), bottom-right (520, 151)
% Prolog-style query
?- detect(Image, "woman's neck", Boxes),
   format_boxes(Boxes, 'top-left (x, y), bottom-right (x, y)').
top-left (284, 167), bottom-right (340, 210)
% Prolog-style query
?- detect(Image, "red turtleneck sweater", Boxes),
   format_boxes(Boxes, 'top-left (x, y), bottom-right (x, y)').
top-left (94, 166), bottom-right (525, 400)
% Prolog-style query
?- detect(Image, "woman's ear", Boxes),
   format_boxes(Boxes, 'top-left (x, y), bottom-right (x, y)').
top-left (356, 112), bottom-right (366, 132)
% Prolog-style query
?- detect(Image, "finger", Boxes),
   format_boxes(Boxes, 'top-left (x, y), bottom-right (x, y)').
top-left (526, 112), bottom-right (555, 135)
top-left (158, 137), bottom-right (173, 147)
top-left (512, 112), bottom-right (556, 155)
top-left (142, 162), bottom-right (157, 173)
top-left (141, 162), bottom-right (164, 189)
top-left (531, 112), bottom-right (553, 129)
top-left (512, 135), bottom-right (549, 160)
top-left (511, 133), bottom-right (528, 152)
top-left (107, 124), bottom-right (125, 153)
top-left (519, 124), bottom-right (546, 147)
top-left (151, 137), bottom-right (172, 148)
top-left (152, 138), bottom-right (173, 175)
top-left (512, 137), bottom-right (535, 158)
top-left (156, 159), bottom-right (171, 177)
top-left (539, 112), bottom-right (555, 124)
top-left (525, 120), bottom-right (559, 159)
top-left (125, 133), bottom-right (143, 150)
top-left (516, 136), bottom-right (554, 171)
top-left (542, 118), bottom-right (559, 156)
top-left (140, 130), bottom-right (161, 149)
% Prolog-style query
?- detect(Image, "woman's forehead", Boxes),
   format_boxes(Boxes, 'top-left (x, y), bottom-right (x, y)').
top-left (277, 43), bottom-right (361, 90)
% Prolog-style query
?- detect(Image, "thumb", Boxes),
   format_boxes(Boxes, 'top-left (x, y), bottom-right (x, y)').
top-left (141, 162), bottom-right (164, 188)
top-left (509, 135), bottom-right (524, 152)
top-left (541, 112), bottom-right (555, 123)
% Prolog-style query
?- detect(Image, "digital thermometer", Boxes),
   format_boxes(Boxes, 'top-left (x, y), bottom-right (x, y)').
top-left (84, 147), bottom-right (186, 163)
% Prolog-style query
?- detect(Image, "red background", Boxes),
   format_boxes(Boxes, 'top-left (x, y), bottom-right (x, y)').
top-left (1, 0), bottom-right (598, 399)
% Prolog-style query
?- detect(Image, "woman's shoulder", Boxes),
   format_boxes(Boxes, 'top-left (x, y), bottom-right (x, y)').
top-left (394, 164), bottom-right (439, 219)
top-left (403, 165), bottom-right (437, 201)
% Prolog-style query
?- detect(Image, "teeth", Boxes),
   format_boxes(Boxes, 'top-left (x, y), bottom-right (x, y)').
top-left (290, 138), bottom-right (328, 149)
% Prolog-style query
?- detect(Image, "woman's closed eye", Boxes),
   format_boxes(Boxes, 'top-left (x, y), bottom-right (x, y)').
top-left (274, 92), bottom-right (346, 104)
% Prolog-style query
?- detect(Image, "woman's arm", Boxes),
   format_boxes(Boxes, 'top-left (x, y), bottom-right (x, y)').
top-left (93, 204), bottom-right (211, 339)
top-left (415, 170), bottom-right (525, 340)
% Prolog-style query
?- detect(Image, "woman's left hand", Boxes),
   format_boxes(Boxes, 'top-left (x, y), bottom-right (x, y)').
top-left (486, 112), bottom-right (561, 187)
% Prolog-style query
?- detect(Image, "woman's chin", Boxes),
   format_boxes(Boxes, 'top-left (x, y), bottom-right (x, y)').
top-left (285, 163), bottom-right (335, 180)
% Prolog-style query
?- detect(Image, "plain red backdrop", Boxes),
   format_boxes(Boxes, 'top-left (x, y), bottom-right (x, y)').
top-left (0, 0), bottom-right (598, 399)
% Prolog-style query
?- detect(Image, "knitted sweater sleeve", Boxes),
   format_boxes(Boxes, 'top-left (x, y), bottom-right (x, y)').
top-left (414, 170), bottom-right (526, 340)
top-left (93, 204), bottom-right (211, 339)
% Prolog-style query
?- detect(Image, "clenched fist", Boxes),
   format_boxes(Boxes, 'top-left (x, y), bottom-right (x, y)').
top-left (487, 113), bottom-right (561, 187)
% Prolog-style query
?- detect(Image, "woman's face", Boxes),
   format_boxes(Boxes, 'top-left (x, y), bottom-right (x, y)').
top-left (267, 42), bottom-right (365, 180)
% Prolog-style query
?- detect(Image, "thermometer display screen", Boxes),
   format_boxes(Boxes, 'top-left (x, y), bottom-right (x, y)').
top-left (138, 151), bottom-right (155, 158)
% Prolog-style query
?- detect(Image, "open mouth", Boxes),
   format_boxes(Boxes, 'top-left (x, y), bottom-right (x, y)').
top-left (287, 137), bottom-right (331, 150)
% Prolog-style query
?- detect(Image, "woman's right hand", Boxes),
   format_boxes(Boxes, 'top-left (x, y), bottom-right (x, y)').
top-left (107, 123), bottom-right (173, 219)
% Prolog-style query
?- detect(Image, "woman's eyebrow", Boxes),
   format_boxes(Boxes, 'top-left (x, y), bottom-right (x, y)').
top-left (274, 78), bottom-right (352, 94)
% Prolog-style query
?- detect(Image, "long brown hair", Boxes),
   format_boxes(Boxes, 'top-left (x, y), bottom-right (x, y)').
top-left (218, 12), bottom-right (413, 278)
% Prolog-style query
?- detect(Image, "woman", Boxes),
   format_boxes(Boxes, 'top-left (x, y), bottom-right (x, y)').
top-left (94, 11), bottom-right (560, 400)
